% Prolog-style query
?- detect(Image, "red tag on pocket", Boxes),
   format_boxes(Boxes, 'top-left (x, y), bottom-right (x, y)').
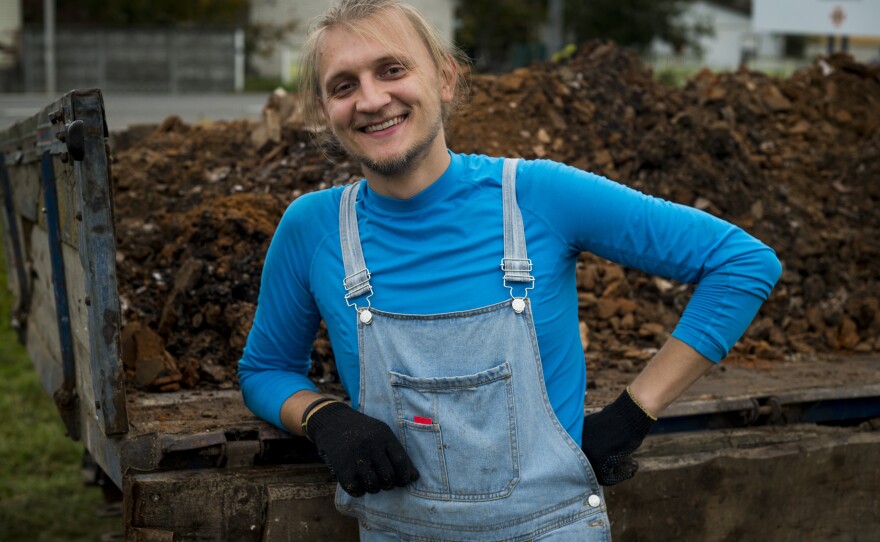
top-left (413, 416), bottom-right (433, 425)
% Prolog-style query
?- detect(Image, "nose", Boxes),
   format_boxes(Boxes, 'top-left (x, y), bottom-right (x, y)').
top-left (355, 78), bottom-right (391, 114)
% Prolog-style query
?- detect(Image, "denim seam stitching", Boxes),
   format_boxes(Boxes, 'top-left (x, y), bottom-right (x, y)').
top-left (342, 491), bottom-right (597, 533)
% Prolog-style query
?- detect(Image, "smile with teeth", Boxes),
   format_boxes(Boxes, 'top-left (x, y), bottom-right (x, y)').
top-left (362, 115), bottom-right (407, 133)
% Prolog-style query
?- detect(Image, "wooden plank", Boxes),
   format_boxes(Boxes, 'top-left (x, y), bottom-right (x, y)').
top-left (586, 355), bottom-right (880, 416)
top-left (63, 242), bottom-right (89, 353)
top-left (6, 133), bottom-right (44, 223)
top-left (608, 426), bottom-right (880, 541)
top-left (54, 155), bottom-right (80, 249)
top-left (264, 483), bottom-right (359, 542)
top-left (124, 465), bottom-right (357, 542)
top-left (25, 222), bottom-right (64, 397)
top-left (1, 161), bottom-right (40, 326)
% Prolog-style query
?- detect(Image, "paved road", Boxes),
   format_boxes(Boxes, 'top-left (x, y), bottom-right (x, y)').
top-left (0, 92), bottom-right (269, 132)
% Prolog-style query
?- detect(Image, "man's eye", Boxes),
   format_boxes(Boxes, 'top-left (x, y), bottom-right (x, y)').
top-left (332, 82), bottom-right (355, 95)
top-left (385, 66), bottom-right (406, 76)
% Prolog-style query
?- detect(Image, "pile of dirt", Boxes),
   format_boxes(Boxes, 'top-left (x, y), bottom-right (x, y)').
top-left (110, 43), bottom-right (880, 394)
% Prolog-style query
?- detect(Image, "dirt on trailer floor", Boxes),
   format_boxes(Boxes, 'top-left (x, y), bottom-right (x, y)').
top-left (109, 43), bottom-right (880, 395)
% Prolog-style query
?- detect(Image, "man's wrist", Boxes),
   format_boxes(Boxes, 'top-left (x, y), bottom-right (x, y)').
top-left (625, 386), bottom-right (658, 421)
top-left (301, 397), bottom-right (340, 440)
top-left (279, 390), bottom-right (329, 436)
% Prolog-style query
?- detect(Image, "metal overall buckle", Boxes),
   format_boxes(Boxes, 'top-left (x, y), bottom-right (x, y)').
top-left (343, 269), bottom-right (374, 324)
top-left (501, 258), bottom-right (535, 313)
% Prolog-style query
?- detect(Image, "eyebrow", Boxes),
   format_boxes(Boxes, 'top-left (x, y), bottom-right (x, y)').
top-left (323, 55), bottom-right (415, 93)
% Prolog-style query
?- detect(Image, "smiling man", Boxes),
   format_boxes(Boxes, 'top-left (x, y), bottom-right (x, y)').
top-left (315, 13), bottom-right (451, 186)
top-left (238, 1), bottom-right (782, 540)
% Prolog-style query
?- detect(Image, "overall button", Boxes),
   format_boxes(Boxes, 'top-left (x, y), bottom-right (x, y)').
top-left (359, 309), bottom-right (373, 324)
top-left (588, 494), bottom-right (601, 508)
top-left (512, 298), bottom-right (526, 313)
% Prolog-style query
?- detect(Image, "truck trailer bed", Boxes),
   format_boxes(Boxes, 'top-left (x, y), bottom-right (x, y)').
top-left (3, 89), bottom-right (879, 542)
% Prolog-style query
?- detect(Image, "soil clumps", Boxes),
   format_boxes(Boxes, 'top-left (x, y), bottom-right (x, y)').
top-left (110, 43), bottom-right (880, 393)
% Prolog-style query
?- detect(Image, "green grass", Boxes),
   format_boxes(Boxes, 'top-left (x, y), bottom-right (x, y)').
top-left (654, 66), bottom-right (699, 87)
top-left (0, 245), bottom-right (120, 541)
top-left (244, 74), bottom-right (297, 93)
top-left (652, 62), bottom-right (804, 88)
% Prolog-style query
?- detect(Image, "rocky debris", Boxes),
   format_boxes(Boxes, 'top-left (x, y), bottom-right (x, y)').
top-left (110, 43), bottom-right (880, 393)
top-left (121, 322), bottom-right (182, 391)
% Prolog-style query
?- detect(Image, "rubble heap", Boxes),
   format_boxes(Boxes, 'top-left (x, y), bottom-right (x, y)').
top-left (111, 43), bottom-right (880, 393)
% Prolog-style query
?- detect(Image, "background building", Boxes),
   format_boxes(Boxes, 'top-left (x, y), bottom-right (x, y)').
top-left (248, 0), bottom-right (456, 84)
top-left (0, 1), bottom-right (22, 91)
top-left (650, 1), bottom-right (783, 70)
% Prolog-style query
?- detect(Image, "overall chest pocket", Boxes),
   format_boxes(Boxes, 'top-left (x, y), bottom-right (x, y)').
top-left (389, 362), bottom-right (520, 501)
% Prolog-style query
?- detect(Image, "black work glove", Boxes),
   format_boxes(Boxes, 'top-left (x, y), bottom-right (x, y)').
top-left (581, 388), bottom-right (656, 486)
top-left (305, 401), bottom-right (419, 497)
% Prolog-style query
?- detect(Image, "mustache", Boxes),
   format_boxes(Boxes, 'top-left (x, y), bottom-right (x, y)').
top-left (352, 110), bottom-right (411, 130)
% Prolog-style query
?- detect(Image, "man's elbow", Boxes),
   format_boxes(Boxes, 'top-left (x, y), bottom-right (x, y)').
top-left (754, 247), bottom-right (783, 299)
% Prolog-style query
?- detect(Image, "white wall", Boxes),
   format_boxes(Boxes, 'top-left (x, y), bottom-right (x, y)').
top-left (651, 1), bottom-right (783, 70)
top-left (249, 0), bottom-right (456, 83)
top-left (0, 0), bottom-right (22, 69)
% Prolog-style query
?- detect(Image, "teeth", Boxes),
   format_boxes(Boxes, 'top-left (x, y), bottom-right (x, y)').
top-left (364, 115), bottom-right (405, 133)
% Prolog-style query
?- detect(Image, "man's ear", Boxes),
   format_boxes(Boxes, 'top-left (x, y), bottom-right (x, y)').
top-left (439, 54), bottom-right (457, 103)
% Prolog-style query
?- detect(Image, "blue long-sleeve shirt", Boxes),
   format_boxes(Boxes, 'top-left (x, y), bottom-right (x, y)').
top-left (239, 152), bottom-right (781, 444)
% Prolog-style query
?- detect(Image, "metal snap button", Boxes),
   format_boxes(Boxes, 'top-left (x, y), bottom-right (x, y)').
top-left (588, 494), bottom-right (601, 508)
top-left (512, 298), bottom-right (526, 313)
top-left (359, 309), bottom-right (373, 324)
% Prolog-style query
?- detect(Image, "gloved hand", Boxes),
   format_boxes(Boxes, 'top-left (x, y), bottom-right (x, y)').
top-left (581, 387), bottom-right (656, 486)
top-left (304, 401), bottom-right (419, 497)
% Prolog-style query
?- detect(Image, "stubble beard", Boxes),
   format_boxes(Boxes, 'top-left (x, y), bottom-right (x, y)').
top-left (353, 114), bottom-right (443, 178)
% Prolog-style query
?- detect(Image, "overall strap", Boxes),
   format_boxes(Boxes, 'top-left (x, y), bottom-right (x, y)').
top-left (501, 159), bottom-right (534, 298)
top-left (339, 182), bottom-right (373, 309)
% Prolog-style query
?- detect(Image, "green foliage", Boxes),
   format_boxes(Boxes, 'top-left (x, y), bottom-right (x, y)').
top-left (0, 247), bottom-right (118, 541)
top-left (551, 43), bottom-right (578, 63)
top-left (653, 66), bottom-right (698, 87)
top-left (245, 75), bottom-right (295, 93)
top-left (24, 0), bottom-right (250, 25)
top-left (565, 0), bottom-right (712, 54)
top-left (455, 0), bottom-right (546, 71)
top-left (455, 0), bottom-right (713, 71)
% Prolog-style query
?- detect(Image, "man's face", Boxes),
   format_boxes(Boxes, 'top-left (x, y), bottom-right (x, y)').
top-left (317, 15), bottom-right (453, 177)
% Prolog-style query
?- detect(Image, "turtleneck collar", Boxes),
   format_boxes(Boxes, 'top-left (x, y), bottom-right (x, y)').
top-left (362, 151), bottom-right (462, 215)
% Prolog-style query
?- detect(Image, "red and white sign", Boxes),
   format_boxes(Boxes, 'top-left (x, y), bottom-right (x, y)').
top-left (753, 0), bottom-right (880, 36)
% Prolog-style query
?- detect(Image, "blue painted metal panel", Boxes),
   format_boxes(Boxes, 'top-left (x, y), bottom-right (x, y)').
top-left (39, 149), bottom-right (80, 440)
top-left (67, 89), bottom-right (128, 436)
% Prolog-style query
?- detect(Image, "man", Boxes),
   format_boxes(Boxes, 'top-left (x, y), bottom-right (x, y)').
top-left (238, 1), bottom-right (782, 540)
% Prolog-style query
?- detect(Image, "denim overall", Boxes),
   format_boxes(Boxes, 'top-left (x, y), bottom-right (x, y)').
top-left (336, 159), bottom-right (611, 541)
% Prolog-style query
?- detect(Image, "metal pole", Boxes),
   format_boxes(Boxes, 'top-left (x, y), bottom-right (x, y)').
top-left (234, 28), bottom-right (245, 93)
top-left (44, 0), bottom-right (56, 95)
top-left (546, 0), bottom-right (564, 59)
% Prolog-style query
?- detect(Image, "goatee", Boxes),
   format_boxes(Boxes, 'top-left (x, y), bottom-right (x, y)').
top-left (358, 117), bottom-right (442, 178)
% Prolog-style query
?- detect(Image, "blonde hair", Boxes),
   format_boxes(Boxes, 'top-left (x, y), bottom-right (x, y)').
top-left (299, 0), bottom-right (469, 157)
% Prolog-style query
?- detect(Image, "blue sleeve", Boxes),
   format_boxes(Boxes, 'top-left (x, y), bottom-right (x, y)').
top-left (521, 160), bottom-right (782, 362)
top-left (238, 195), bottom-right (324, 430)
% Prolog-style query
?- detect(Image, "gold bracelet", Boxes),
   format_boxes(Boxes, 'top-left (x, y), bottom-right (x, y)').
top-left (301, 399), bottom-right (339, 438)
top-left (626, 386), bottom-right (658, 421)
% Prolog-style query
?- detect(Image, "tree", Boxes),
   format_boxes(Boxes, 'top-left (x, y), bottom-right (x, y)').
top-left (23, 0), bottom-right (250, 25)
top-left (456, 0), bottom-right (712, 72)
top-left (564, 0), bottom-right (711, 55)
top-left (455, 0), bottom-right (546, 72)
